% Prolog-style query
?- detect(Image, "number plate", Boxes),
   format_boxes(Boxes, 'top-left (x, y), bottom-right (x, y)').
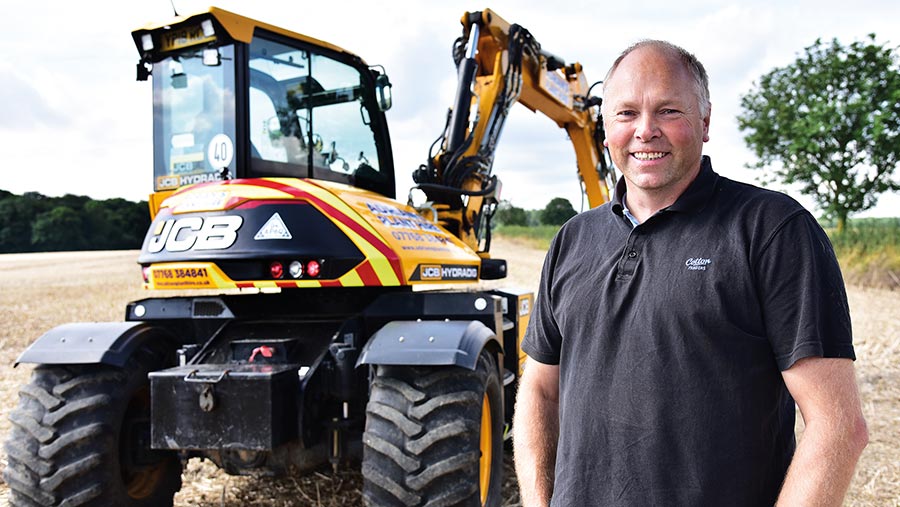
top-left (160, 24), bottom-right (216, 52)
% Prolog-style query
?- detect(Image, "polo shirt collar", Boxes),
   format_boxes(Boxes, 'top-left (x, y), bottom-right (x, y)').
top-left (611, 173), bottom-right (629, 217)
top-left (667, 156), bottom-right (719, 214)
top-left (610, 155), bottom-right (719, 219)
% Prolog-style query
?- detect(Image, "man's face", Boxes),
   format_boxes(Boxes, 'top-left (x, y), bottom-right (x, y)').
top-left (603, 46), bottom-right (710, 195)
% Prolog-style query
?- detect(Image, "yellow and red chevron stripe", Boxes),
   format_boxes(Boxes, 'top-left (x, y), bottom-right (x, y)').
top-left (145, 259), bottom-right (400, 290)
top-left (164, 179), bottom-right (299, 214)
top-left (151, 177), bottom-right (483, 290)
top-left (248, 179), bottom-right (404, 285)
top-left (157, 177), bottom-right (405, 286)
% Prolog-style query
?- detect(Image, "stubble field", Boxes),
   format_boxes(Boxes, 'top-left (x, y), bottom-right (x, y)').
top-left (0, 238), bottom-right (897, 505)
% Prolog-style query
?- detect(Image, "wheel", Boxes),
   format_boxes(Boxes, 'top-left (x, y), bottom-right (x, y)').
top-left (362, 349), bottom-right (503, 507)
top-left (3, 345), bottom-right (182, 506)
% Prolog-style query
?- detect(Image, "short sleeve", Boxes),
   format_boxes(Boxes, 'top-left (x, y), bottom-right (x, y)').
top-left (755, 211), bottom-right (855, 370)
top-left (521, 232), bottom-right (565, 365)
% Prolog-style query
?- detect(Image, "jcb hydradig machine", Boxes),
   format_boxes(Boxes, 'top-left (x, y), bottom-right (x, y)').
top-left (5, 7), bottom-right (615, 507)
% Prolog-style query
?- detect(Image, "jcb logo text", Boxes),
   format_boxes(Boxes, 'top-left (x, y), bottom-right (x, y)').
top-left (147, 216), bottom-right (243, 253)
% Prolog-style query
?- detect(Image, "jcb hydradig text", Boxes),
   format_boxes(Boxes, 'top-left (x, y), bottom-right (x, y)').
top-left (4, 7), bottom-right (615, 507)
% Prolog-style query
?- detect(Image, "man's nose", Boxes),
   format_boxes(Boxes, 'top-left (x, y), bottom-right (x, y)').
top-left (634, 114), bottom-right (660, 141)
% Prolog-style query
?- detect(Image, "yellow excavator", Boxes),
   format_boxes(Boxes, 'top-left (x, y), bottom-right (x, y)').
top-left (4, 7), bottom-right (615, 507)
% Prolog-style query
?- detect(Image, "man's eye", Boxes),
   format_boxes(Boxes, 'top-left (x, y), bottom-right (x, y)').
top-left (617, 110), bottom-right (636, 117)
top-left (660, 109), bottom-right (680, 115)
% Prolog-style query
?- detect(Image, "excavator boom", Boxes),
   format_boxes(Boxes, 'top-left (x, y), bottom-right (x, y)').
top-left (413, 9), bottom-right (616, 253)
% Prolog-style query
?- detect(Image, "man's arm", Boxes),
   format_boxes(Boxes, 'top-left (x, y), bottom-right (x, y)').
top-left (777, 356), bottom-right (868, 506)
top-left (513, 358), bottom-right (560, 507)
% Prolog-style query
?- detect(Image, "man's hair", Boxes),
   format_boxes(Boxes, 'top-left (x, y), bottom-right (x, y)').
top-left (601, 40), bottom-right (711, 117)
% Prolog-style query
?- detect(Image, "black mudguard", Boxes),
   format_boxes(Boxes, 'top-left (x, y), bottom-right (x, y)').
top-left (15, 322), bottom-right (170, 368)
top-left (357, 320), bottom-right (499, 370)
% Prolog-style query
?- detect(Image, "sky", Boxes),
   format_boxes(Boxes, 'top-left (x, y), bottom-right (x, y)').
top-left (2, 0), bottom-right (899, 217)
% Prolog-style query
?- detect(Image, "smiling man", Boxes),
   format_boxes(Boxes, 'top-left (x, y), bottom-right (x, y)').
top-left (512, 41), bottom-right (868, 507)
top-left (602, 42), bottom-right (709, 222)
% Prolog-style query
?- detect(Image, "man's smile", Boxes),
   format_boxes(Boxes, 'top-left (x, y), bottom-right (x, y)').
top-left (631, 151), bottom-right (669, 161)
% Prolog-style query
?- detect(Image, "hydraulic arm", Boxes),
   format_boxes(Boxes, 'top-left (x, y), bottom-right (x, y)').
top-left (413, 8), bottom-right (616, 253)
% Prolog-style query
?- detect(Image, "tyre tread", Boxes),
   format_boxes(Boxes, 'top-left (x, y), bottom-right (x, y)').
top-left (408, 391), bottom-right (480, 420)
top-left (4, 465), bottom-right (56, 505)
top-left (362, 462), bottom-right (422, 506)
top-left (43, 393), bottom-right (111, 427)
top-left (363, 433), bottom-right (421, 472)
top-left (41, 452), bottom-right (102, 491)
top-left (362, 349), bottom-right (503, 507)
top-left (3, 344), bottom-right (182, 507)
top-left (8, 409), bottom-right (56, 444)
top-left (5, 439), bottom-right (52, 476)
top-left (406, 419), bottom-right (474, 455)
top-left (372, 375), bottom-right (426, 403)
top-left (19, 383), bottom-right (63, 411)
top-left (39, 422), bottom-right (106, 460)
top-left (367, 400), bottom-right (424, 437)
top-left (52, 371), bottom-right (122, 397)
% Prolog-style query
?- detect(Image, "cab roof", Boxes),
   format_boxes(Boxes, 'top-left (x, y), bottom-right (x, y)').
top-left (132, 6), bottom-right (365, 64)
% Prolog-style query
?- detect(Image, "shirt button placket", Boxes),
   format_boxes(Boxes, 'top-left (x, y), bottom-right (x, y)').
top-left (618, 230), bottom-right (641, 279)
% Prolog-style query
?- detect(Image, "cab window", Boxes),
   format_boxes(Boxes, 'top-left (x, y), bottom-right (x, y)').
top-left (151, 45), bottom-right (236, 191)
top-left (248, 37), bottom-right (386, 192)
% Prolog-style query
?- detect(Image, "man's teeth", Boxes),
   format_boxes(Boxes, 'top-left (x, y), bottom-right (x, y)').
top-left (633, 152), bottom-right (666, 160)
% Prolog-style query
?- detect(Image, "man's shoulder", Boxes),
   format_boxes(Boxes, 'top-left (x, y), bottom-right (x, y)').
top-left (546, 203), bottom-right (623, 256)
top-left (715, 176), bottom-right (808, 217)
top-left (556, 203), bottom-right (622, 239)
top-left (576, 201), bottom-right (617, 220)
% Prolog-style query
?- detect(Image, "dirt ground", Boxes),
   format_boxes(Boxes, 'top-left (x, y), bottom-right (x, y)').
top-left (0, 239), bottom-right (897, 506)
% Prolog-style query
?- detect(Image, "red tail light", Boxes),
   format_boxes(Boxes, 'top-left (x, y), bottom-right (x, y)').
top-left (269, 261), bottom-right (284, 279)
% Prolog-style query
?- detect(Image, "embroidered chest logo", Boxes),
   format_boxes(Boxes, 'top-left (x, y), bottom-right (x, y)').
top-left (685, 257), bottom-right (712, 271)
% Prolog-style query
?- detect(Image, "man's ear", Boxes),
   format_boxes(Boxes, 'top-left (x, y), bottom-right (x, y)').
top-left (702, 104), bottom-right (711, 143)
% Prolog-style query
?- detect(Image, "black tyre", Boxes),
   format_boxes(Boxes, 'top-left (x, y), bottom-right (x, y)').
top-left (3, 345), bottom-right (182, 506)
top-left (362, 349), bottom-right (503, 507)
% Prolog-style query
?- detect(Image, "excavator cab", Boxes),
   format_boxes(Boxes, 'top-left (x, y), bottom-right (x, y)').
top-left (134, 9), bottom-right (396, 211)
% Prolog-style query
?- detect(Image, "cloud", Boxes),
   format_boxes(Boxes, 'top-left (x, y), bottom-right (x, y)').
top-left (0, 67), bottom-right (68, 129)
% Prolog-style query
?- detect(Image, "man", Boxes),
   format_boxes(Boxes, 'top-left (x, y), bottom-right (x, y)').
top-left (512, 40), bottom-right (868, 507)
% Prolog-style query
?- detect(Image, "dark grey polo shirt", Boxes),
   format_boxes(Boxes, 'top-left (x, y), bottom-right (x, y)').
top-left (522, 156), bottom-right (854, 506)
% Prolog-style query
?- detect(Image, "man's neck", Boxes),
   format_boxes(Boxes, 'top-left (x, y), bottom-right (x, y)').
top-left (622, 165), bottom-right (702, 223)
top-left (622, 190), bottom-right (679, 223)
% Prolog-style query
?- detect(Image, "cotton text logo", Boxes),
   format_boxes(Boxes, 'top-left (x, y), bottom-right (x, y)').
top-left (685, 257), bottom-right (712, 271)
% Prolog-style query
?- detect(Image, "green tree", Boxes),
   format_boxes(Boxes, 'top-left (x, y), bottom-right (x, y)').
top-left (56, 193), bottom-right (90, 211)
top-left (738, 34), bottom-right (900, 233)
top-left (0, 197), bottom-right (36, 253)
top-left (31, 206), bottom-right (86, 251)
top-left (83, 200), bottom-right (116, 249)
top-left (0, 193), bottom-right (51, 253)
top-left (106, 198), bottom-right (152, 248)
top-left (494, 200), bottom-right (528, 226)
top-left (540, 197), bottom-right (577, 226)
top-left (82, 198), bottom-right (150, 249)
top-left (0, 190), bottom-right (150, 252)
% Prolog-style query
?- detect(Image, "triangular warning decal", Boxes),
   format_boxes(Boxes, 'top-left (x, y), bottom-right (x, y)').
top-left (254, 212), bottom-right (292, 240)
